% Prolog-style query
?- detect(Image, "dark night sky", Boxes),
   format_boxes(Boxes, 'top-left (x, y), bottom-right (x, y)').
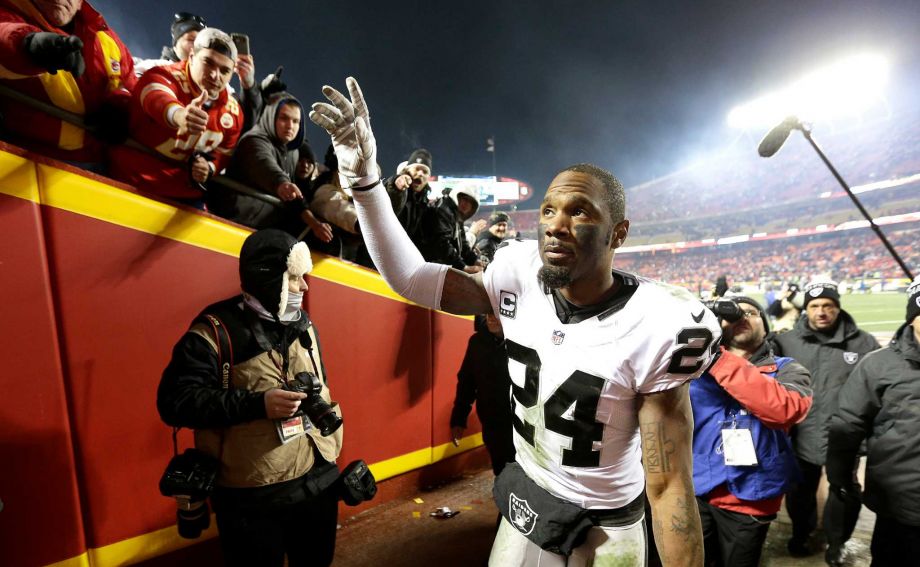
top-left (95, 0), bottom-right (920, 200)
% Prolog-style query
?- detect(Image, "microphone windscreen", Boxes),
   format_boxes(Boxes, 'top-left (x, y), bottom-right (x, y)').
top-left (758, 116), bottom-right (799, 158)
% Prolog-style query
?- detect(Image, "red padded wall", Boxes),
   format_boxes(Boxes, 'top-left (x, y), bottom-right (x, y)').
top-left (41, 206), bottom-right (241, 548)
top-left (0, 189), bottom-right (86, 564)
top-left (307, 277), bottom-right (434, 466)
top-left (431, 312), bottom-right (481, 447)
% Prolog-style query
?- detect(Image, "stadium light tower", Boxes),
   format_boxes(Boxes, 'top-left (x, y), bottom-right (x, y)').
top-left (727, 53), bottom-right (889, 130)
top-left (738, 52), bottom-right (913, 280)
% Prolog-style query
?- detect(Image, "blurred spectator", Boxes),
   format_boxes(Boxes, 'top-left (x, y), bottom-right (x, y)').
top-left (218, 92), bottom-right (330, 242)
top-left (714, 275), bottom-right (729, 298)
top-left (772, 280), bottom-right (881, 562)
top-left (133, 12), bottom-right (262, 131)
top-left (475, 211), bottom-right (509, 263)
top-left (826, 276), bottom-right (920, 567)
top-left (109, 27), bottom-right (243, 208)
top-left (0, 0), bottom-right (135, 168)
top-left (767, 282), bottom-right (804, 333)
top-left (132, 11), bottom-right (205, 76)
top-left (466, 218), bottom-right (487, 248)
top-left (420, 186), bottom-right (482, 272)
top-left (450, 314), bottom-right (515, 476)
top-left (309, 157), bottom-right (362, 258)
top-left (691, 297), bottom-right (812, 567)
top-left (384, 148), bottom-right (433, 249)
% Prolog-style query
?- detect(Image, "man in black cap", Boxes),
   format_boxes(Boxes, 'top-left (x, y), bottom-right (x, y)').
top-left (384, 148), bottom-right (434, 250)
top-left (772, 279), bottom-right (880, 564)
top-left (157, 229), bottom-right (346, 566)
top-left (827, 276), bottom-right (920, 567)
top-left (475, 211), bottom-right (510, 263)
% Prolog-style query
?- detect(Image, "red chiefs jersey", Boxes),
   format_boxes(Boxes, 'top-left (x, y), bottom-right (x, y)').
top-left (0, 0), bottom-right (135, 162)
top-left (109, 60), bottom-right (243, 200)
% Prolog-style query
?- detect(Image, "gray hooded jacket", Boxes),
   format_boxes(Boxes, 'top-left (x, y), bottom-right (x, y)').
top-left (217, 93), bottom-right (307, 230)
top-left (827, 323), bottom-right (920, 526)
top-left (773, 310), bottom-right (880, 464)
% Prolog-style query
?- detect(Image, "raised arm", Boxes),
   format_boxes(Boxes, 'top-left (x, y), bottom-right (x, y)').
top-left (309, 77), bottom-right (490, 315)
top-left (638, 383), bottom-right (703, 567)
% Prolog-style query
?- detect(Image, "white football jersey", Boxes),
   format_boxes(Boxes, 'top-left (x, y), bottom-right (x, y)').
top-left (482, 240), bottom-right (720, 509)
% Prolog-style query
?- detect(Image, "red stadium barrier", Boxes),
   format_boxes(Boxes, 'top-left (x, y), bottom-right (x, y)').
top-left (0, 144), bottom-right (480, 566)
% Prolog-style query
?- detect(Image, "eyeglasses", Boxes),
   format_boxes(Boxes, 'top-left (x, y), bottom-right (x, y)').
top-left (174, 12), bottom-right (206, 25)
top-left (740, 310), bottom-right (761, 320)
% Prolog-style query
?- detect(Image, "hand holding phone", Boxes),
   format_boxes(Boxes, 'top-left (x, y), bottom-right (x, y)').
top-left (230, 33), bottom-right (250, 56)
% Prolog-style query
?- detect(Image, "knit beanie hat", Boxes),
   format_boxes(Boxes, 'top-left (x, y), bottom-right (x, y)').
top-left (907, 276), bottom-right (920, 324)
top-left (239, 230), bottom-right (312, 320)
top-left (803, 280), bottom-right (840, 308)
top-left (171, 12), bottom-right (206, 47)
top-left (298, 141), bottom-right (316, 164)
top-left (732, 296), bottom-right (770, 332)
top-left (406, 148), bottom-right (432, 171)
top-left (489, 212), bottom-right (510, 227)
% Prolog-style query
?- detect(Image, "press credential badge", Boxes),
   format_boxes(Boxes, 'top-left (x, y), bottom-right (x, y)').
top-left (721, 429), bottom-right (758, 466)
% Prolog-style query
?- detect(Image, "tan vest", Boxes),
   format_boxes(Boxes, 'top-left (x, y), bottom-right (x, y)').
top-left (190, 322), bottom-right (344, 488)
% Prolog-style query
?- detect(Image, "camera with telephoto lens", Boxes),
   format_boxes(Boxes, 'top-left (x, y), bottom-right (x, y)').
top-left (286, 371), bottom-right (342, 437)
top-left (159, 448), bottom-right (219, 539)
top-left (702, 298), bottom-right (744, 323)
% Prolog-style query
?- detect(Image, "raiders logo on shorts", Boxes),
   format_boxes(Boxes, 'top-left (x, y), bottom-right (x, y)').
top-left (509, 493), bottom-right (538, 535)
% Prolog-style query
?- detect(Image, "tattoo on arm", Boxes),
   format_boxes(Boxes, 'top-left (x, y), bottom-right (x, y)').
top-left (669, 495), bottom-right (693, 541)
top-left (440, 269), bottom-right (492, 315)
top-left (641, 421), bottom-right (676, 474)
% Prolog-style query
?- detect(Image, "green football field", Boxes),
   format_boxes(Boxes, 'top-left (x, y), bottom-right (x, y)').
top-left (751, 292), bottom-right (906, 340)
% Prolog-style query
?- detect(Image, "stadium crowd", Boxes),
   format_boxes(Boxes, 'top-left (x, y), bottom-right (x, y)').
top-left (614, 226), bottom-right (920, 290)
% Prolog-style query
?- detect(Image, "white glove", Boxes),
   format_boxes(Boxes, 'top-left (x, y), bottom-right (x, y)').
top-left (309, 77), bottom-right (379, 188)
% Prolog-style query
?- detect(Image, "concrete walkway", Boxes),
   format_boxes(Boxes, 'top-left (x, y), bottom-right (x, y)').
top-left (140, 462), bottom-right (876, 566)
top-left (334, 465), bottom-right (876, 567)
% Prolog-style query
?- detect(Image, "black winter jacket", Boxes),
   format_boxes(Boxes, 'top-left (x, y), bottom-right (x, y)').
top-left (475, 231), bottom-right (503, 263)
top-left (449, 329), bottom-right (512, 432)
top-left (773, 310), bottom-right (880, 464)
top-left (384, 175), bottom-right (430, 249)
top-left (420, 196), bottom-right (479, 269)
top-left (827, 323), bottom-right (920, 526)
top-left (157, 296), bottom-right (319, 429)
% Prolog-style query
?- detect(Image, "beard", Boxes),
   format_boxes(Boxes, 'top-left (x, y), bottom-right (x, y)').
top-left (538, 265), bottom-right (572, 290)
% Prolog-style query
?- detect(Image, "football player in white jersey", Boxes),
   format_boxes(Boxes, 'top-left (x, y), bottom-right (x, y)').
top-left (310, 78), bottom-right (720, 567)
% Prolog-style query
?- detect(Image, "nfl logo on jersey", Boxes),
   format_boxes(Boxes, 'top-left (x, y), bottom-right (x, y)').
top-left (509, 493), bottom-right (538, 535)
top-left (552, 330), bottom-right (565, 345)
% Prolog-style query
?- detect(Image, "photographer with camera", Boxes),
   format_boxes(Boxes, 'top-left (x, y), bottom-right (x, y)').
top-left (157, 229), bottom-right (374, 567)
top-left (689, 297), bottom-right (813, 567)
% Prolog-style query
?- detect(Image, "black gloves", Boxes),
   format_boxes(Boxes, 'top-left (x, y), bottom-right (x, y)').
top-left (23, 32), bottom-right (85, 77)
top-left (260, 65), bottom-right (286, 98)
top-left (84, 101), bottom-right (130, 144)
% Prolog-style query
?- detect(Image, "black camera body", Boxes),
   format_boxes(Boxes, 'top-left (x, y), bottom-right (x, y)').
top-left (159, 448), bottom-right (219, 539)
top-left (338, 459), bottom-right (378, 506)
top-left (286, 371), bottom-right (343, 437)
top-left (703, 298), bottom-right (744, 323)
top-left (787, 283), bottom-right (800, 300)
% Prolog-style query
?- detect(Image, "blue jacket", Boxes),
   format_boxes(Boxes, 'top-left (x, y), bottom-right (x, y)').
top-left (691, 344), bottom-right (812, 502)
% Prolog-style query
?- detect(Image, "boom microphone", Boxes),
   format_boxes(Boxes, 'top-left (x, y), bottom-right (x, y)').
top-left (758, 116), bottom-right (801, 158)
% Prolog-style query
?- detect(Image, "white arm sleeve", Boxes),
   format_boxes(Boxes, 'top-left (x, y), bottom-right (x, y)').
top-left (351, 184), bottom-right (448, 309)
